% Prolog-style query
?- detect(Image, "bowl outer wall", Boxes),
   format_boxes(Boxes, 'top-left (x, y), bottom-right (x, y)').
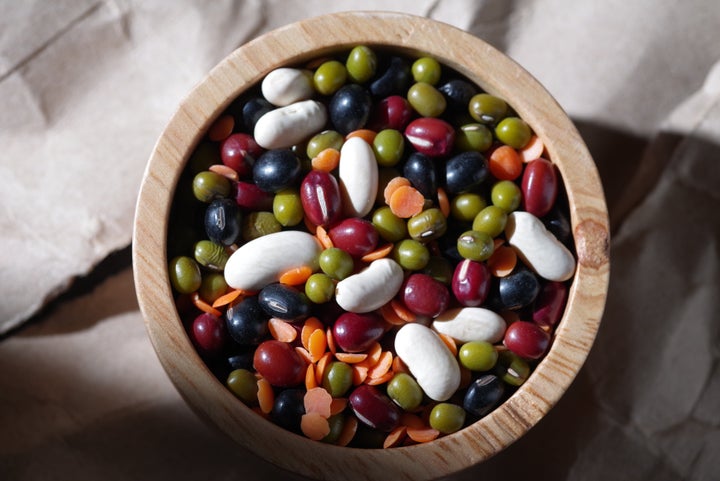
top-left (132, 11), bottom-right (610, 481)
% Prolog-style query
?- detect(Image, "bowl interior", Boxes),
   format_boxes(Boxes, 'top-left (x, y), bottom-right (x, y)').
top-left (133, 11), bottom-right (610, 481)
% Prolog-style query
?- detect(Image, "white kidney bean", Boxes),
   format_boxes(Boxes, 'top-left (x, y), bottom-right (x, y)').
top-left (432, 307), bottom-right (507, 343)
top-left (395, 323), bottom-right (460, 402)
top-left (224, 231), bottom-right (321, 291)
top-left (254, 100), bottom-right (327, 150)
top-left (505, 211), bottom-right (576, 282)
top-left (335, 258), bottom-right (403, 313)
top-left (338, 136), bottom-right (378, 218)
top-left (261, 68), bottom-right (314, 106)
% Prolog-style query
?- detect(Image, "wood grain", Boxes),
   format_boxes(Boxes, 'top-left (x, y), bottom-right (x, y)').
top-left (133, 11), bottom-right (610, 481)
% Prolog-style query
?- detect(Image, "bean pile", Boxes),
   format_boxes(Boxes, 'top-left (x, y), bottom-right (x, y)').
top-left (167, 46), bottom-right (576, 448)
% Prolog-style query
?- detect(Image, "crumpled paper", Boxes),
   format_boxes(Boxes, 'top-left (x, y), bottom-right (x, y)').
top-left (1, 1), bottom-right (719, 480)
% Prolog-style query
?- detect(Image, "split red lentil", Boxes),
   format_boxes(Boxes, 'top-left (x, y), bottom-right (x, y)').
top-left (167, 45), bottom-right (576, 448)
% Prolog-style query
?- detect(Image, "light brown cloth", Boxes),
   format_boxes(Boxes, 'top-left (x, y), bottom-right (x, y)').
top-left (2, 1), bottom-right (719, 480)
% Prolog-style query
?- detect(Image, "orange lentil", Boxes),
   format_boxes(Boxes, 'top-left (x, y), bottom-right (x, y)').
top-left (278, 265), bottom-right (313, 286)
top-left (388, 185), bottom-right (425, 218)
top-left (488, 245), bottom-right (517, 277)
top-left (208, 164), bottom-right (239, 182)
top-left (304, 387), bottom-right (333, 418)
top-left (308, 329), bottom-right (328, 363)
top-left (390, 299), bottom-right (417, 323)
top-left (436, 187), bottom-right (451, 218)
top-left (191, 292), bottom-right (222, 317)
top-left (330, 398), bottom-right (348, 416)
top-left (383, 426), bottom-right (408, 448)
top-left (334, 352), bottom-right (368, 364)
top-left (326, 327), bottom-right (337, 354)
top-left (256, 378), bottom-right (274, 414)
top-left (301, 317), bottom-right (324, 350)
top-left (301, 413), bottom-right (331, 441)
top-left (391, 356), bottom-right (409, 375)
top-left (268, 318), bottom-right (298, 343)
top-left (311, 147), bottom-right (341, 172)
top-left (488, 145), bottom-right (523, 180)
top-left (315, 351), bottom-right (334, 385)
top-left (345, 129), bottom-right (377, 144)
top-left (358, 342), bottom-right (383, 368)
top-left (379, 302), bottom-right (407, 326)
top-left (207, 114), bottom-right (234, 142)
top-left (295, 346), bottom-right (313, 364)
top-left (367, 351), bottom-right (393, 379)
top-left (383, 176), bottom-right (411, 205)
top-left (519, 134), bottom-right (545, 162)
top-left (360, 243), bottom-right (395, 262)
top-left (365, 370), bottom-right (394, 386)
top-left (211, 288), bottom-right (246, 308)
top-left (305, 363), bottom-right (318, 390)
top-left (352, 365), bottom-right (369, 385)
top-left (406, 426), bottom-right (440, 443)
top-left (438, 332), bottom-right (458, 357)
top-left (315, 225), bottom-right (334, 249)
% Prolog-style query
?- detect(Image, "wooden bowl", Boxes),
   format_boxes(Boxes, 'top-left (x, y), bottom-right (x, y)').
top-left (133, 11), bottom-right (609, 481)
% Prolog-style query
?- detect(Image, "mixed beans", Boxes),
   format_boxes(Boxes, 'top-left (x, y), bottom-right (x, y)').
top-left (167, 45), bottom-right (576, 448)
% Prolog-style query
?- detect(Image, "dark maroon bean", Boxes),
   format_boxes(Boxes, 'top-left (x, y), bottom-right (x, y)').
top-left (349, 384), bottom-right (401, 432)
top-left (452, 259), bottom-right (491, 307)
top-left (242, 97), bottom-right (273, 132)
top-left (438, 79), bottom-right (479, 116)
top-left (191, 312), bottom-right (227, 355)
top-left (532, 281), bottom-right (568, 327)
top-left (333, 312), bottom-right (386, 353)
top-left (404, 117), bottom-right (455, 157)
top-left (272, 388), bottom-right (306, 433)
top-left (497, 269), bottom-right (540, 310)
top-left (258, 283), bottom-right (311, 322)
top-left (402, 273), bottom-right (450, 318)
top-left (463, 374), bottom-right (505, 418)
top-left (403, 152), bottom-right (437, 199)
top-left (328, 218), bottom-right (379, 258)
top-left (225, 296), bottom-right (269, 345)
top-left (253, 340), bottom-right (306, 386)
top-left (220, 133), bottom-right (261, 177)
top-left (503, 321), bottom-right (551, 359)
top-left (300, 170), bottom-right (343, 227)
top-left (445, 151), bottom-right (488, 195)
top-left (369, 56), bottom-right (412, 98)
top-left (204, 198), bottom-right (242, 246)
top-left (329, 84), bottom-right (372, 135)
top-left (234, 181), bottom-right (274, 211)
top-left (522, 158), bottom-right (558, 217)
top-left (253, 149), bottom-right (302, 193)
top-left (368, 95), bottom-right (413, 131)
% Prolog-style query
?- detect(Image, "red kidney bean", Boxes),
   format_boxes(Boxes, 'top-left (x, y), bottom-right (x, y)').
top-left (221, 133), bottom-right (262, 177)
top-left (191, 312), bottom-right (227, 355)
top-left (328, 217), bottom-right (379, 257)
top-left (349, 384), bottom-right (401, 432)
top-left (300, 170), bottom-right (343, 227)
top-left (404, 117), bottom-right (455, 157)
top-left (402, 273), bottom-right (450, 317)
top-left (521, 158), bottom-right (558, 217)
top-left (452, 259), bottom-right (491, 307)
top-left (503, 321), bottom-right (550, 360)
top-left (235, 181), bottom-right (274, 211)
top-left (368, 95), bottom-right (413, 131)
top-left (333, 312), bottom-right (386, 353)
top-left (253, 340), bottom-right (306, 386)
top-left (532, 281), bottom-right (568, 327)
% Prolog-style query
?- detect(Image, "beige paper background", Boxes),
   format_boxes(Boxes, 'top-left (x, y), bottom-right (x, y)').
top-left (1, 1), bottom-right (719, 480)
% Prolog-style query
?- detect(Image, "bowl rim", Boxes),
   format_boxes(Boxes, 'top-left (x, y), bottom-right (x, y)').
top-left (133, 10), bottom-right (610, 481)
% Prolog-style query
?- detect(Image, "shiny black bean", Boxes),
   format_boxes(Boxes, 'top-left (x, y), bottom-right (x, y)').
top-left (403, 152), bottom-right (437, 199)
top-left (543, 205), bottom-right (572, 246)
top-left (204, 198), bottom-right (242, 246)
top-left (226, 348), bottom-right (255, 371)
top-left (329, 84), bottom-right (372, 134)
top-left (463, 374), bottom-right (505, 418)
top-left (272, 388), bottom-right (306, 433)
top-left (225, 296), bottom-right (269, 345)
top-left (438, 79), bottom-right (479, 115)
top-left (497, 268), bottom-right (540, 310)
top-left (370, 56), bottom-right (412, 98)
top-left (242, 97), bottom-right (274, 132)
top-left (252, 149), bottom-right (302, 193)
top-left (445, 151), bottom-right (489, 195)
top-left (258, 283), bottom-right (311, 322)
